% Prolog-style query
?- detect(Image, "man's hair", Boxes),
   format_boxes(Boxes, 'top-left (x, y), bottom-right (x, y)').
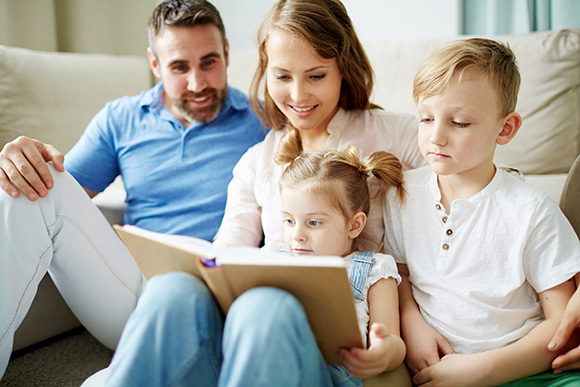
top-left (250, 0), bottom-right (378, 131)
top-left (413, 38), bottom-right (521, 116)
top-left (147, 0), bottom-right (226, 56)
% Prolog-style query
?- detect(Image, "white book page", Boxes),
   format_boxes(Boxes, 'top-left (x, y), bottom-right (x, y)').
top-left (121, 225), bottom-right (220, 258)
top-left (216, 246), bottom-right (346, 268)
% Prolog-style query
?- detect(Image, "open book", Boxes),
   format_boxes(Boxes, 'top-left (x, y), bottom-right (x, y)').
top-left (114, 224), bottom-right (363, 365)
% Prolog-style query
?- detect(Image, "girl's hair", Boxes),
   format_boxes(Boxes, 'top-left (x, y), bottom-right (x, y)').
top-left (250, 0), bottom-right (379, 133)
top-left (413, 38), bottom-right (520, 116)
top-left (279, 145), bottom-right (404, 249)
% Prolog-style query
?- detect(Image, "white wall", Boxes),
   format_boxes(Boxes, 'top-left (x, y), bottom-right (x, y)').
top-left (212, 0), bottom-right (461, 53)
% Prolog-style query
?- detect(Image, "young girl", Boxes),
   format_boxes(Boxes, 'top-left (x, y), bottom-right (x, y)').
top-left (277, 144), bottom-right (406, 369)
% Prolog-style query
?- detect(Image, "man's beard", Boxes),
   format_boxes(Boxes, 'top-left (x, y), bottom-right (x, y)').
top-left (174, 87), bottom-right (227, 124)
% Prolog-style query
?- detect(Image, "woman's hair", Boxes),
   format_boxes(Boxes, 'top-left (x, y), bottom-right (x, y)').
top-left (413, 38), bottom-right (520, 116)
top-left (278, 144), bottom-right (404, 249)
top-left (250, 0), bottom-right (378, 132)
top-left (147, 0), bottom-right (226, 58)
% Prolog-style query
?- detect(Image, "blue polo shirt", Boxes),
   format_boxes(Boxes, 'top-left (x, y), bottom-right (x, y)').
top-left (65, 82), bottom-right (268, 240)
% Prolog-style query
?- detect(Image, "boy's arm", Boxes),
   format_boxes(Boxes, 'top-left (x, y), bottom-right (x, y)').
top-left (339, 277), bottom-right (406, 378)
top-left (413, 279), bottom-right (576, 387)
top-left (398, 263), bottom-right (454, 375)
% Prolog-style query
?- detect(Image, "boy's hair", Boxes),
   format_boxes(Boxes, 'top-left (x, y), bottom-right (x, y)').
top-left (278, 144), bottom-right (404, 249)
top-left (147, 0), bottom-right (226, 57)
top-left (413, 38), bottom-right (521, 116)
top-left (250, 0), bottom-right (379, 132)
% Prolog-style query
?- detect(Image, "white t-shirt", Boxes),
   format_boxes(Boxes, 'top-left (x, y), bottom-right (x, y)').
top-left (383, 166), bottom-right (580, 354)
top-left (343, 252), bottom-right (401, 347)
top-left (214, 108), bottom-right (424, 251)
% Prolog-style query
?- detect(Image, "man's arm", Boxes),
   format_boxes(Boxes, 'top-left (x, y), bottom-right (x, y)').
top-left (413, 279), bottom-right (577, 387)
top-left (0, 136), bottom-right (65, 200)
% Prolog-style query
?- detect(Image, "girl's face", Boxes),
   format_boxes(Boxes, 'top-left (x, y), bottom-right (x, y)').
top-left (281, 187), bottom-right (355, 257)
top-left (266, 29), bottom-right (343, 139)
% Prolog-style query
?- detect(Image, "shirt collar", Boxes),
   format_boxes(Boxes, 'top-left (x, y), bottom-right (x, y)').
top-left (428, 166), bottom-right (503, 207)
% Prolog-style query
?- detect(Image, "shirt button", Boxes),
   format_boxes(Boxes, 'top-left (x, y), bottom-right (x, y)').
top-left (446, 229), bottom-right (453, 236)
top-left (435, 204), bottom-right (442, 210)
top-left (442, 216), bottom-right (448, 223)
top-left (442, 243), bottom-right (449, 250)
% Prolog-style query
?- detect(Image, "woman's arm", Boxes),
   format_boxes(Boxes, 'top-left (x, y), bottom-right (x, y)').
top-left (213, 146), bottom-right (264, 248)
top-left (339, 277), bottom-right (406, 378)
top-left (413, 279), bottom-right (576, 387)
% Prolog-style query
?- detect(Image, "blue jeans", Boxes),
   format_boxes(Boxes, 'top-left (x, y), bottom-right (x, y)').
top-left (105, 272), bottom-right (361, 387)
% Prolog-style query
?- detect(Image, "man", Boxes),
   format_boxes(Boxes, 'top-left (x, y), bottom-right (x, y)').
top-left (0, 0), bottom-right (267, 379)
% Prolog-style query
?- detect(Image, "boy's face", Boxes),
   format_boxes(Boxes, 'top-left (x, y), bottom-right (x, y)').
top-left (416, 70), bottom-right (506, 180)
top-left (281, 187), bottom-right (354, 257)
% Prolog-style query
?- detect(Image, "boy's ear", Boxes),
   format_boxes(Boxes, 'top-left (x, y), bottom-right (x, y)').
top-left (348, 211), bottom-right (367, 239)
top-left (496, 112), bottom-right (522, 146)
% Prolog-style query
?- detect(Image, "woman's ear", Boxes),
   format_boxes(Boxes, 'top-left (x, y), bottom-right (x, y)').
top-left (496, 112), bottom-right (522, 146)
top-left (348, 211), bottom-right (367, 239)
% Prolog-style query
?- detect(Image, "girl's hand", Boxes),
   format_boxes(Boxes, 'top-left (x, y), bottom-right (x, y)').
top-left (412, 353), bottom-right (487, 387)
top-left (402, 315), bottom-right (455, 375)
top-left (339, 323), bottom-right (401, 378)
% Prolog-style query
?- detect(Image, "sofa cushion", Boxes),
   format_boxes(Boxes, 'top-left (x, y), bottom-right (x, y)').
top-left (0, 45), bottom-right (152, 153)
top-left (365, 29), bottom-right (580, 175)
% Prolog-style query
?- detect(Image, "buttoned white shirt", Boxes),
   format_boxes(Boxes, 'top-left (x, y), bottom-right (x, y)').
top-left (384, 166), bottom-right (580, 354)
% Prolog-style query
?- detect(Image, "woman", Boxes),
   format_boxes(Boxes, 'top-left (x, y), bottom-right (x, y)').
top-left (98, 1), bottom-right (421, 385)
top-left (214, 0), bottom-right (423, 253)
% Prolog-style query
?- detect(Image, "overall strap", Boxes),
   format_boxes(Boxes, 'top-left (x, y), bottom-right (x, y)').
top-left (348, 252), bottom-right (375, 301)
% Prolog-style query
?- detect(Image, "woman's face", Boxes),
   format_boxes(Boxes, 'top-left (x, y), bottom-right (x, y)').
top-left (265, 29), bottom-right (342, 138)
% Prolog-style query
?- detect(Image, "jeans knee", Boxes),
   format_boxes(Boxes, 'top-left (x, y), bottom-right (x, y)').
top-left (140, 272), bottom-right (214, 315)
top-left (228, 287), bottom-right (305, 332)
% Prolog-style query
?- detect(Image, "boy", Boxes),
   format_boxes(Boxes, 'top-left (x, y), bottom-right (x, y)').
top-left (383, 38), bottom-right (580, 385)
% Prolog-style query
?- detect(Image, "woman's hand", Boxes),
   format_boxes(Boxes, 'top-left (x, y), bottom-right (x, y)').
top-left (549, 285), bottom-right (580, 372)
top-left (339, 323), bottom-right (404, 379)
top-left (0, 136), bottom-right (64, 200)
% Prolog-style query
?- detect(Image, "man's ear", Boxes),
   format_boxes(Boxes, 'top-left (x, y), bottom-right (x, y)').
top-left (496, 112), bottom-right (522, 146)
top-left (224, 39), bottom-right (230, 67)
top-left (147, 47), bottom-right (161, 79)
top-left (348, 211), bottom-right (367, 239)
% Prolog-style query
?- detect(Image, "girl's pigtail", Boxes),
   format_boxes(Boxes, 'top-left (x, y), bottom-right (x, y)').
top-left (365, 151), bottom-right (405, 203)
top-left (275, 127), bottom-right (303, 165)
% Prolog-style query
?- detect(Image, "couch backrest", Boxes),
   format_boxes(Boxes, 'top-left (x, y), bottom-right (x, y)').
top-left (0, 45), bottom-right (153, 153)
top-left (229, 29), bottom-right (580, 175)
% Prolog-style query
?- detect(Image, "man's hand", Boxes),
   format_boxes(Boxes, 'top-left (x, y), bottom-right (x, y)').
top-left (0, 136), bottom-right (64, 200)
top-left (402, 315), bottom-right (455, 375)
top-left (340, 323), bottom-right (405, 379)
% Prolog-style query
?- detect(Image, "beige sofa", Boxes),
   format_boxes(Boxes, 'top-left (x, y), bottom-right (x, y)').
top-left (1, 28), bottom-right (579, 382)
